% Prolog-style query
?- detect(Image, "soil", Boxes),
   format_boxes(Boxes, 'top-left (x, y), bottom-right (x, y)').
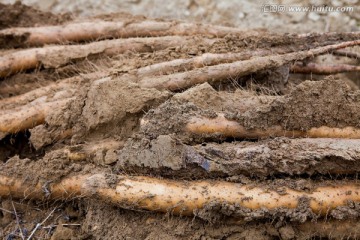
top-left (0, 1), bottom-right (71, 29)
top-left (1, 2), bottom-right (360, 240)
top-left (1, 0), bottom-right (359, 33)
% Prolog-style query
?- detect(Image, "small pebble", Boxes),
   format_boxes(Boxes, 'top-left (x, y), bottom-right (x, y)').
top-left (308, 12), bottom-right (321, 21)
top-left (331, 0), bottom-right (343, 7)
top-left (238, 12), bottom-right (245, 19)
top-left (344, 0), bottom-right (358, 4)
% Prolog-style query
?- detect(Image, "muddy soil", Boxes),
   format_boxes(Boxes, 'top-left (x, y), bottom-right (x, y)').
top-left (0, 1), bottom-right (71, 29)
top-left (1, 2), bottom-right (360, 240)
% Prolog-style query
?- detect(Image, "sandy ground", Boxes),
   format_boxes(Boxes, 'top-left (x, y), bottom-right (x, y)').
top-left (0, 0), bottom-right (359, 33)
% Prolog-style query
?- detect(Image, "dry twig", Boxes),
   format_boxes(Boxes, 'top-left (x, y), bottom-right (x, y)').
top-left (11, 201), bottom-right (25, 240)
top-left (26, 207), bottom-right (57, 240)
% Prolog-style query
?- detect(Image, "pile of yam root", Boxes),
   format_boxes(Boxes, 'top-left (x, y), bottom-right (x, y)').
top-left (2, 8), bottom-right (360, 239)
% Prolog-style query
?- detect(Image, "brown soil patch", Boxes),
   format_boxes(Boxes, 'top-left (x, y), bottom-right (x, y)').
top-left (0, 2), bottom-right (71, 29)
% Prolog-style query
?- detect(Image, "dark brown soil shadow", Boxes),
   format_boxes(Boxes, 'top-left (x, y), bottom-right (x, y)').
top-left (0, 131), bottom-right (43, 162)
top-left (1, 198), bottom-right (359, 240)
top-left (0, 2), bottom-right (72, 30)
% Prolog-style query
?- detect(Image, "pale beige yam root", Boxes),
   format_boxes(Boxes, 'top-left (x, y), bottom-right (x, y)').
top-left (135, 50), bottom-right (272, 78)
top-left (0, 20), bottom-right (248, 47)
top-left (138, 40), bottom-right (360, 91)
top-left (65, 139), bottom-right (124, 165)
top-left (0, 36), bottom-right (212, 77)
top-left (0, 98), bottom-right (73, 134)
top-left (2, 22), bottom-right (359, 48)
top-left (185, 114), bottom-right (360, 139)
top-left (298, 31), bottom-right (360, 39)
top-left (0, 80), bottom-right (50, 99)
top-left (332, 49), bottom-right (360, 59)
top-left (0, 82), bottom-right (72, 110)
top-left (0, 72), bottom-right (106, 110)
top-left (1, 174), bottom-right (360, 217)
top-left (291, 62), bottom-right (360, 74)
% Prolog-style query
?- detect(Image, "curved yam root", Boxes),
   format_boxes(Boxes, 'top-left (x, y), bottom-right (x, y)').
top-left (0, 20), bottom-right (247, 47)
top-left (139, 40), bottom-right (360, 91)
top-left (0, 36), bottom-right (212, 78)
top-left (0, 72), bottom-right (106, 109)
top-left (135, 50), bottom-right (272, 78)
top-left (1, 174), bottom-right (360, 217)
top-left (1, 22), bottom-right (359, 48)
top-left (332, 50), bottom-right (360, 59)
top-left (185, 114), bottom-right (360, 139)
top-left (0, 98), bottom-right (72, 134)
top-left (291, 62), bottom-right (360, 75)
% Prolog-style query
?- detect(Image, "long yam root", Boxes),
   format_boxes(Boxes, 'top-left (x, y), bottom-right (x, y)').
top-left (135, 50), bottom-right (272, 78)
top-left (332, 49), bottom-right (360, 59)
top-left (0, 36), bottom-right (214, 77)
top-left (0, 20), bottom-right (248, 47)
top-left (1, 22), bottom-right (359, 48)
top-left (139, 40), bottom-right (360, 90)
top-left (0, 73), bottom-right (105, 137)
top-left (0, 98), bottom-right (73, 134)
top-left (291, 62), bottom-right (360, 74)
top-left (0, 80), bottom-right (50, 99)
top-left (0, 72), bottom-right (106, 109)
top-left (1, 174), bottom-right (360, 217)
top-left (185, 114), bottom-right (360, 139)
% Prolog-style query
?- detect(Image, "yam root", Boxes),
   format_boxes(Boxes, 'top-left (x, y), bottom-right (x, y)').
top-left (65, 139), bottom-right (123, 165)
top-left (0, 36), bottom-right (214, 77)
top-left (0, 20), bottom-right (249, 47)
top-left (0, 98), bottom-right (73, 134)
top-left (0, 72), bottom-right (106, 109)
top-left (0, 79), bottom-right (50, 99)
top-left (1, 22), bottom-right (359, 48)
top-left (140, 80), bottom-right (360, 142)
top-left (291, 62), bottom-right (360, 74)
top-left (138, 40), bottom-right (360, 90)
top-left (117, 136), bottom-right (360, 177)
top-left (1, 174), bottom-right (360, 218)
top-left (185, 114), bottom-right (360, 139)
top-left (134, 50), bottom-right (272, 78)
top-left (332, 49), bottom-right (360, 59)
top-left (0, 73), bottom-right (104, 138)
